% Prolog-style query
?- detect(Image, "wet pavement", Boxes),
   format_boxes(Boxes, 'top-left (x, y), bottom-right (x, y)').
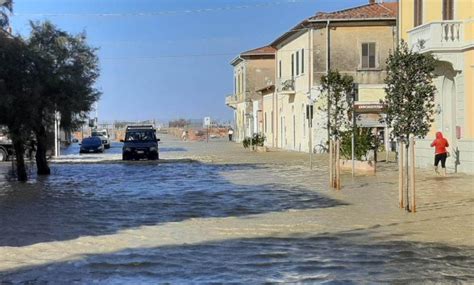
top-left (0, 134), bottom-right (473, 284)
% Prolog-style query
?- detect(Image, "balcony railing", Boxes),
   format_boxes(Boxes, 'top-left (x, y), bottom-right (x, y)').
top-left (225, 94), bottom-right (238, 109)
top-left (408, 21), bottom-right (464, 52)
top-left (277, 77), bottom-right (295, 95)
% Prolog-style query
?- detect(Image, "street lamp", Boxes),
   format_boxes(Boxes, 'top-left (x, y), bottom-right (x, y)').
top-left (54, 111), bottom-right (61, 158)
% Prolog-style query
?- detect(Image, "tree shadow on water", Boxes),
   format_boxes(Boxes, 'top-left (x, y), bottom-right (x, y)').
top-left (1, 231), bottom-right (473, 284)
top-left (0, 162), bottom-right (346, 247)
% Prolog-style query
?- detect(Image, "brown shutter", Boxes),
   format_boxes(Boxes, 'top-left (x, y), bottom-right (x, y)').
top-left (414, 0), bottom-right (423, 27)
top-left (443, 0), bottom-right (454, 20)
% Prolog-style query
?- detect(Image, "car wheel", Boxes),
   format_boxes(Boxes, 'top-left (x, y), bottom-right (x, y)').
top-left (0, 148), bottom-right (8, 161)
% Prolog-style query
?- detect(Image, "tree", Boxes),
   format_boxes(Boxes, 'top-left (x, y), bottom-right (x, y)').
top-left (0, 0), bottom-right (13, 29)
top-left (0, 35), bottom-right (38, 181)
top-left (27, 21), bottom-right (101, 175)
top-left (320, 70), bottom-right (354, 141)
top-left (384, 40), bottom-right (437, 211)
top-left (320, 70), bottom-right (354, 189)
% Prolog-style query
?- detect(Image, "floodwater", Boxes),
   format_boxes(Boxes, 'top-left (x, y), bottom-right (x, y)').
top-left (0, 137), bottom-right (473, 284)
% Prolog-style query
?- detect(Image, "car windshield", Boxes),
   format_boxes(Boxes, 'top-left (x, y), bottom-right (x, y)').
top-left (92, 131), bottom-right (106, 137)
top-left (82, 138), bottom-right (100, 146)
top-left (125, 131), bottom-right (156, 142)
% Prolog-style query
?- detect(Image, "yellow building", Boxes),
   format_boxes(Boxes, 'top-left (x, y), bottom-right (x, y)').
top-left (399, 0), bottom-right (474, 173)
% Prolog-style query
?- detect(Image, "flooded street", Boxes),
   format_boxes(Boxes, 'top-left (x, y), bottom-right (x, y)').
top-left (0, 135), bottom-right (473, 284)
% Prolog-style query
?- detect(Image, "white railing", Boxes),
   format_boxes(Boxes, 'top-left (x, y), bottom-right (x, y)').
top-left (409, 21), bottom-right (464, 52)
top-left (277, 77), bottom-right (295, 94)
top-left (225, 94), bottom-right (238, 108)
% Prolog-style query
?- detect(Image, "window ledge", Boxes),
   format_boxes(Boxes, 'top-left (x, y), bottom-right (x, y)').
top-left (357, 68), bottom-right (383, 72)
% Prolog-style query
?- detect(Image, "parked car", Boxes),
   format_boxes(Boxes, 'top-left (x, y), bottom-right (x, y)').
top-left (79, 137), bottom-right (104, 153)
top-left (121, 125), bottom-right (160, 160)
top-left (91, 129), bottom-right (111, 149)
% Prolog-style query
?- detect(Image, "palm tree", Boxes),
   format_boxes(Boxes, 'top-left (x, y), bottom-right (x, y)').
top-left (0, 0), bottom-right (13, 29)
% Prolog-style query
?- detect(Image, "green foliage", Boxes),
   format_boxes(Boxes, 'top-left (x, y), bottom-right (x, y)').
top-left (242, 133), bottom-right (265, 149)
top-left (242, 137), bottom-right (251, 149)
top-left (340, 128), bottom-right (376, 160)
top-left (27, 21), bottom-right (101, 133)
top-left (383, 40), bottom-right (437, 142)
top-left (251, 133), bottom-right (265, 147)
top-left (0, 0), bottom-right (13, 29)
top-left (0, 21), bottom-right (100, 179)
top-left (320, 70), bottom-right (355, 140)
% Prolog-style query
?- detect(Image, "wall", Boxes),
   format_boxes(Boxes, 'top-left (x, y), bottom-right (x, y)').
top-left (275, 31), bottom-right (312, 152)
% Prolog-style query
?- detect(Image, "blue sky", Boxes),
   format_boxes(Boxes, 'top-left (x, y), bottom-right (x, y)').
top-left (11, 0), bottom-right (368, 122)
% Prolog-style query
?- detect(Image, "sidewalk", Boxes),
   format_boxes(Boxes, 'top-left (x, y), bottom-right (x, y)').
top-left (170, 138), bottom-right (474, 247)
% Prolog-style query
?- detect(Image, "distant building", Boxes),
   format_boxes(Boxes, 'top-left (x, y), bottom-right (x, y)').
top-left (225, 46), bottom-right (276, 142)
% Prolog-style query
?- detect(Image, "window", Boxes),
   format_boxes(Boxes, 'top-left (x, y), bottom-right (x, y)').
top-left (301, 49), bottom-right (305, 74)
top-left (271, 111), bottom-right (274, 133)
top-left (279, 60), bottom-right (282, 78)
top-left (361, 43), bottom-right (376, 69)
top-left (264, 112), bottom-right (267, 133)
top-left (296, 51), bottom-right (300, 76)
top-left (291, 54), bottom-right (294, 78)
top-left (443, 0), bottom-right (453, 20)
top-left (414, 0), bottom-right (423, 27)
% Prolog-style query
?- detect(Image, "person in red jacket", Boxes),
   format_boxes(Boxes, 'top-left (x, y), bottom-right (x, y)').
top-left (430, 131), bottom-right (449, 176)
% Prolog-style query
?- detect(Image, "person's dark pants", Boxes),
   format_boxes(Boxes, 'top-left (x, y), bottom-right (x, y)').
top-left (228, 134), bottom-right (233, 141)
top-left (434, 153), bottom-right (447, 168)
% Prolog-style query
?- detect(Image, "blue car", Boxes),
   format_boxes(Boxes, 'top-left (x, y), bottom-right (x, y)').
top-left (79, 137), bottom-right (104, 154)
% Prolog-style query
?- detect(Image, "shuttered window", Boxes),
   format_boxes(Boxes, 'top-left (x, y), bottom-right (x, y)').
top-left (296, 51), bottom-right (300, 76)
top-left (291, 54), bottom-right (294, 78)
top-left (443, 0), bottom-right (454, 20)
top-left (301, 49), bottom-right (304, 74)
top-left (361, 43), bottom-right (376, 69)
top-left (414, 0), bottom-right (423, 27)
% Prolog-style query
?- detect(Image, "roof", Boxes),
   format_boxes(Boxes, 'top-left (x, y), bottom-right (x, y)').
top-left (309, 2), bottom-right (397, 21)
top-left (230, 45), bottom-right (276, 66)
top-left (240, 45), bottom-right (276, 56)
top-left (270, 2), bottom-right (397, 47)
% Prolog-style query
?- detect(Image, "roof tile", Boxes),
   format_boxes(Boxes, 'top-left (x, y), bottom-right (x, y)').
top-left (309, 2), bottom-right (397, 21)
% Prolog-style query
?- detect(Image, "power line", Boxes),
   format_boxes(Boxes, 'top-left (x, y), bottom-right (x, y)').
top-left (14, 0), bottom-right (314, 18)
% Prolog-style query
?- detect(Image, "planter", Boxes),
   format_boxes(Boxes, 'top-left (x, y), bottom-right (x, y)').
top-left (255, 146), bottom-right (268, 152)
top-left (340, 159), bottom-right (376, 174)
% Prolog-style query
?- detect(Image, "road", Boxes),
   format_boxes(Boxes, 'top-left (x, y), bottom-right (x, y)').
top-left (0, 134), bottom-right (473, 284)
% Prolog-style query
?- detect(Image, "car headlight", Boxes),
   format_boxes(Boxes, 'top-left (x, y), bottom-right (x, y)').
top-left (124, 147), bottom-right (132, 152)
top-left (149, 147), bottom-right (157, 152)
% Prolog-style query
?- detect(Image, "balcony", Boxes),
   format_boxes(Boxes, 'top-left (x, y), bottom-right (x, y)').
top-left (225, 94), bottom-right (238, 109)
top-left (277, 77), bottom-right (295, 95)
top-left (408, 21), bottom-right (465, 53)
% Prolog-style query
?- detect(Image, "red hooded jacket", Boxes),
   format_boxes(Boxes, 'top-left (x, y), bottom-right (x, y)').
top-left (431, 132), bottom-right (449, 154)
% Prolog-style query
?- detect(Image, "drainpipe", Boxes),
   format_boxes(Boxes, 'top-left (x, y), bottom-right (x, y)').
top-left (274, 51), bottom-right (278, 148)
top-left (326, 20), bottom-right (331, 143)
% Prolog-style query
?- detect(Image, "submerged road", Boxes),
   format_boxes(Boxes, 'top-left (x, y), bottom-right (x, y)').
top-left (0, 134), bottom-right (473, 284)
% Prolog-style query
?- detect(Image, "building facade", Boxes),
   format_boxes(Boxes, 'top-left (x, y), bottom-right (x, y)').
top-left (225, 46), bottom-right (276, 142)
top-left (264, 1), bottom-right (397, 153)
top-left (399, 0), bottom-right (474, 173)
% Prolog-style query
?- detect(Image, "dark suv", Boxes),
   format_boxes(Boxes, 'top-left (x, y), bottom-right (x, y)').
top-left (121, 125), bottom-right (160, 160)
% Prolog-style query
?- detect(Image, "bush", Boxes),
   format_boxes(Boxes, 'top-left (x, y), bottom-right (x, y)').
top-left (242, 133), bottom-right (265, 149)
top-left (340, 128), bottom-right (376, 161)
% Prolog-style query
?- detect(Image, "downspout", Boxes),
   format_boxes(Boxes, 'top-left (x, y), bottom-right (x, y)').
top-left (274, 50), bottom-right (278, 148)
top-left (308, 27), bottom-right (313, 152)
top-left (326, 19), bottom-right (331, 143)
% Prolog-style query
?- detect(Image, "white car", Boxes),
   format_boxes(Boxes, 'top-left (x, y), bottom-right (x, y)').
top-left (91, 129), bottom-right (111, 149)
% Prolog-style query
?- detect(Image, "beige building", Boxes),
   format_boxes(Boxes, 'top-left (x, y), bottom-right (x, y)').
top-left (225, 46), bottom-right (276, 142)
top-left (399, 0), bottom-right (474, 173)
top-left (265, 1), bottom-right (397, 152)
